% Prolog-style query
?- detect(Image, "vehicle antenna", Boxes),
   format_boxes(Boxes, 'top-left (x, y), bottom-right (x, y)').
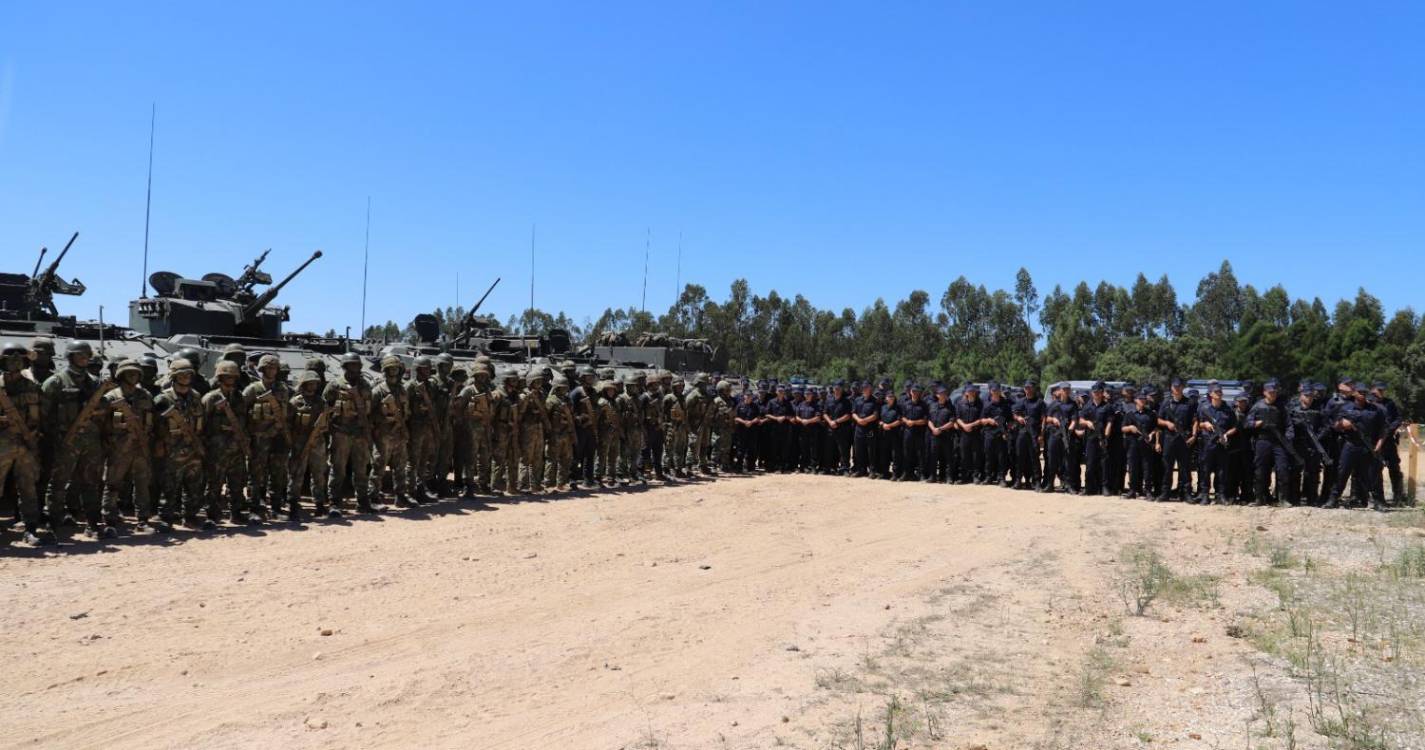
top-left (361, 196), bottom-right (371, 337)
top-left (141, 102), bottom-right (156, 298)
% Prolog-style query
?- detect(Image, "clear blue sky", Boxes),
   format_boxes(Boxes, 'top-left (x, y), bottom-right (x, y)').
top-left (2, 2), bottom-right (1421, 336)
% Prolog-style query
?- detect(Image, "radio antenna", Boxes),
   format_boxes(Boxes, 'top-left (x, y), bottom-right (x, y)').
top-left (360, 196), bottom-right (371, 337)
top-left (641, 227), bottom-right (650, 313)
top-left (140, 103), bottom-right (156, 298)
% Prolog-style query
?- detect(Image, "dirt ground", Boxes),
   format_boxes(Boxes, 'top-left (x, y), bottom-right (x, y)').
top-left (3, 475), bottom-right (1423, 750)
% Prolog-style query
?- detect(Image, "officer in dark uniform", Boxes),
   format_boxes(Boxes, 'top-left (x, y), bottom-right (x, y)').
top-left (1193, 385), bottom-right (1237, 504)
top-left (1155, 378), bottom-right (1195, 501)
top-left (1287, 382), bottom-right (1328, 505)
top-left (793, 387), bottom-right (821, 472)
top-left (981, 383), bottom-right (1013, 486)
top-left (1120, 388), bottom-right (1156, 499)
top-left (1105, 384), bottom-right (1129, 495)
top-left (764, 384), bottom-right (794, 472)
top-left (733, 389), bottom-right (762, 472)
top-left (1321, 378), bottom-right (1353, 494)
top-left (1013, 380), bottom-right (1045, 490)
top-left (1325, 384), bottom-right (1385, 510)
top-left (1371, 382), bottom-right (1405, 503)
top-left (1078, 382), bottom-right (1112, 495)
top-left (851, 381), bottom-right (880, 477)
top-left (954, 384), bottom-right (984, 484)
top-left (1243, 380), bottom-right (1295, 506)
top-left (877, 389), bottom-right (903, 479)
top-left (928, 385), bottom-right (956, 482)
top-left (1043, 384), bottom-right (1078, 493)
top-left (900, 383), bottom-right (929, 481)
top-left (823, 381), bottom-right (853, 474)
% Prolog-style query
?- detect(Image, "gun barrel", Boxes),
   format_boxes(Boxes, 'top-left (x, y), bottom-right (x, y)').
top-left (242, 250), bottom-right (322, 318)
top-left (31, 247), bottom-right (47, 277)
top-left (471, 277), bottom-right (501, 314)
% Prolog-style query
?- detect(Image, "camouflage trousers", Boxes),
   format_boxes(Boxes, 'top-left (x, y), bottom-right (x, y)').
top-left (104, 440), bottom-right (155, 521)
top-left (47, 435), bottom-right (106, 525)
top-left (451, 423), bottom-right (470, 488)
top-left (407, 424), bottom-right (436, 495)
top-left (328, 431), bottom-right (372, 506)
top-left (164, 450), bottom-right (205, 519)
top-left (465, 422), bottom-right (491, 491)
top-left (376, 433), bottom-right (410, 499)
top-left (433, 425), bottom-right (452, 487)
top-left (689, 422), bottom-right (712, 472)
top-left (248, 435), bottom-right (290, 510)
top-left (288, 444), bottom-right (329, 507)
top-left (0, 443), bottom-right (41, 526)
top-left (205, 440), bottom-right (249, 518)
top-left (664, 423), bottom-right (688, 475)
top-left (519, 426), bottom-right (545, 492)
top-left (598, 428), bottom-right (622, 483)
top-left (713, 427), bottom-right (734, 471)
top-left (544, 433), bottom-right (573, 488)
top-left (621, 425), bottom-right (645, 480)
top-left (491, 429), bottom-right (518, 494)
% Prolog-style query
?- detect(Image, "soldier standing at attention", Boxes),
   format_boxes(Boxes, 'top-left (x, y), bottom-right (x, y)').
top-left (324, 353), bottom-right (377, 514)
top-left (1013, 380), bottom-right (1045, 490)
top-left (489, 371), bottom-right (522, 496)
top-left (1287, 383), bottom-right (1325, 506)
top-left (1, 341), bottom-right (52, 544)
top-left (1119, 389), bottom-right (1156, 500)
top-left (544, 375), bottom-right (575, 491)
top-left (981, 383), bottom-right (1013, 487)
top-left (763, 384), bottom-right (793, 473)
top-left (1370, 382), bottom-right (1406, 503)
top-left (25, 337), bottom-right (57, 385)
top-left (712, 380), bottom-right (736, 473)
top-left (570, 366), bottom-right (598, 487)
top-left (1244, 379), bottom-right (1294, 507)
top-left (685, 374), bottom-right (713, 475)
top-left (733, 388), bottom-right (762, 472)
top-left (644, 373), bottom-right (668, 480)
top-left (596, 380), bottom-right (624, 487)
top-left (1155, 378), bottom-right (1195, 502)
top-left (202, 360), bottom-right (253, 525)
top-left (617, 373), bottom-right (646, 484)
top-left (517, 371), bottom-right (550, 494)
top-left (1193, 385), bottom-right (1237, 505)
top-left (954, 384), bottom-right (984, 484)
top-left (154, 359), bottom-right (211, 530)
top-left (42, 341), bottom-right (110, 536)
top-left (458, 363), bottom-right (494, 497)
top-left (900, 383), bottom-right (929, 481)
top-left (1076, 382), bottom-right (1110, 495)
top-left (852, 381), bottom-right (881, 478)
top-left (102, 359), bottom-right (160, 533)
top-left (877, 389), bottom-right (903, 479)
top-left (243, 354), bottom-right (292, 520)
top-left (404, 356), bottom-right (439, 502)
top-left (430, 353), bottom-right (455, 497)
top-left (926, 385), bottom-right (956, 483)
top-left (447, 365), bottom-right (470, 492)
top-left (1042, 384), bottom-right (1077, 494)
top-left (1325, 384), bottom-right (1385, 510)
top-left (822, 381), bottom-right (853, 475)
top-left (662, 376), bottom-right (689, 479)
top-left (372, 356), bottom-right (413, 507)
top-left (288, 370), bottom-right (332, 520)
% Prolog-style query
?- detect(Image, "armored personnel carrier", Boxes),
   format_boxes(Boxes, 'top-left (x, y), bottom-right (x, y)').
top-left (581, 330), bottom-right (722, 374)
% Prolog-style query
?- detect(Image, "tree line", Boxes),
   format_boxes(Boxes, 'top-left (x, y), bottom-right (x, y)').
top-left (389, 260), bottom-right (1425, 420)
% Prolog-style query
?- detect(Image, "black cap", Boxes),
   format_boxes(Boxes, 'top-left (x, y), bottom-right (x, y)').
top-left (1091, 380), bottom-right (1106, 392)
top-left (1023, 379), bottom-right (1037, 388)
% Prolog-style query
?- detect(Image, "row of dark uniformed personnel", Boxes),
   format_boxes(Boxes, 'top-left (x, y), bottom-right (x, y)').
top-left (1, 335), bottom-right (1410, 547)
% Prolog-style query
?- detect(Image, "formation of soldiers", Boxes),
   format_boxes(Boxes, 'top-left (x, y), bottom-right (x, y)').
top-left (715, 375), bottom-right (1409, 511)
top-left (1, 334), bottom-right (1413, 547)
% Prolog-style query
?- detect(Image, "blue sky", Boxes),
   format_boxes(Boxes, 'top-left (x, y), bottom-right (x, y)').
top-left (2, 2), bottom-right (1421, 335)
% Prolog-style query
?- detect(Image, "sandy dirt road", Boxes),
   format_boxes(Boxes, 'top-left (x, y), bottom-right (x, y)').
top-left (2, 475), bottom-right (1418, 749)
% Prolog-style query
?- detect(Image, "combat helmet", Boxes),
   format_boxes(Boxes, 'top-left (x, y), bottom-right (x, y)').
top-left (221, 342), bottom-right (246, 363)
top-left (525, 370), bottom-right (544, 386)
top-left (339, 352), bottom-right (362, 369)
top-left (214, 360), bottom-right (241, 379)
top-left (258, 354), bottom-right (281, 371)
top-left (298, 369), bottom-right (323, 388)
top-left (168, 358), bottom-right (195, 375)
top-left (413, 355), bottom-right (433, 370)
top-left (115, 359), bottom-right (144, 380)
top-left (380, 355), bottom-right (404, 371)
top-left (30, 337), bottom-right (56, 355)
top-left (179, 347), bottom-right (204, 367)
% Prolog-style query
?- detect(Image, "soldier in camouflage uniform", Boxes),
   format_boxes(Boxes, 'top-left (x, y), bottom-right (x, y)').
top-left (544, 375), bottom-right (575, 491)
top-left (460, 363), bottom-right (495, 495)
top-left (405, 356), bottom-right (439, 501)
top-left (373, 355), bottom-right (413, 507)
top-left (202, 360), bottom-right (254, 524)
top-left (595, 380), bottom-right (624, 487)
top-left (447, 366), bottom-right (470, 493)
top-left (154, 359), bottom-right (211, 530)
top-left (490, 371), bottom-right (521, 495)
top-left (645, 373), bottom-right (668, 480)
top-left (517, 371), bottom-right (549, 494)
top-left (287, 370), bottom-right (331, 521)
top-left (1, 341), bottom-right (52, 544)
top-left (303, 356), bottom-right (328, 389)
top-left (663, 376), bottom-right (689, 479)
top-left (712, 380), bottom-right (736, 473)
top-left (685, 373), bottom-right (712, 475)
top-left (324, 353), bottom-right (377, 514)
top-left (42, 341), bottom-right (111, 535)
top-left (102, 359), bottom-right (161, 532)
top-left (618, 373), bottom-right (647, 485)
top-left (219, 343), bottom-right (253, 390)
top-left (570, 366), bottom-right (598, 488)
top-left (430, 352), bottom-right (455, 496)
top-left (243, 354), bottom-right (293, 520)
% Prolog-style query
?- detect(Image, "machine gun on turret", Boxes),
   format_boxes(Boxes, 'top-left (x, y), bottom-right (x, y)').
top-left (234, 249), bottom-right (274, 299)
top-left (450, 277), bottom-right (503, 348)
top-left (131, 249), bottom-right (323, 339)
top-left (26, 232), bottom-right (85, 317)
